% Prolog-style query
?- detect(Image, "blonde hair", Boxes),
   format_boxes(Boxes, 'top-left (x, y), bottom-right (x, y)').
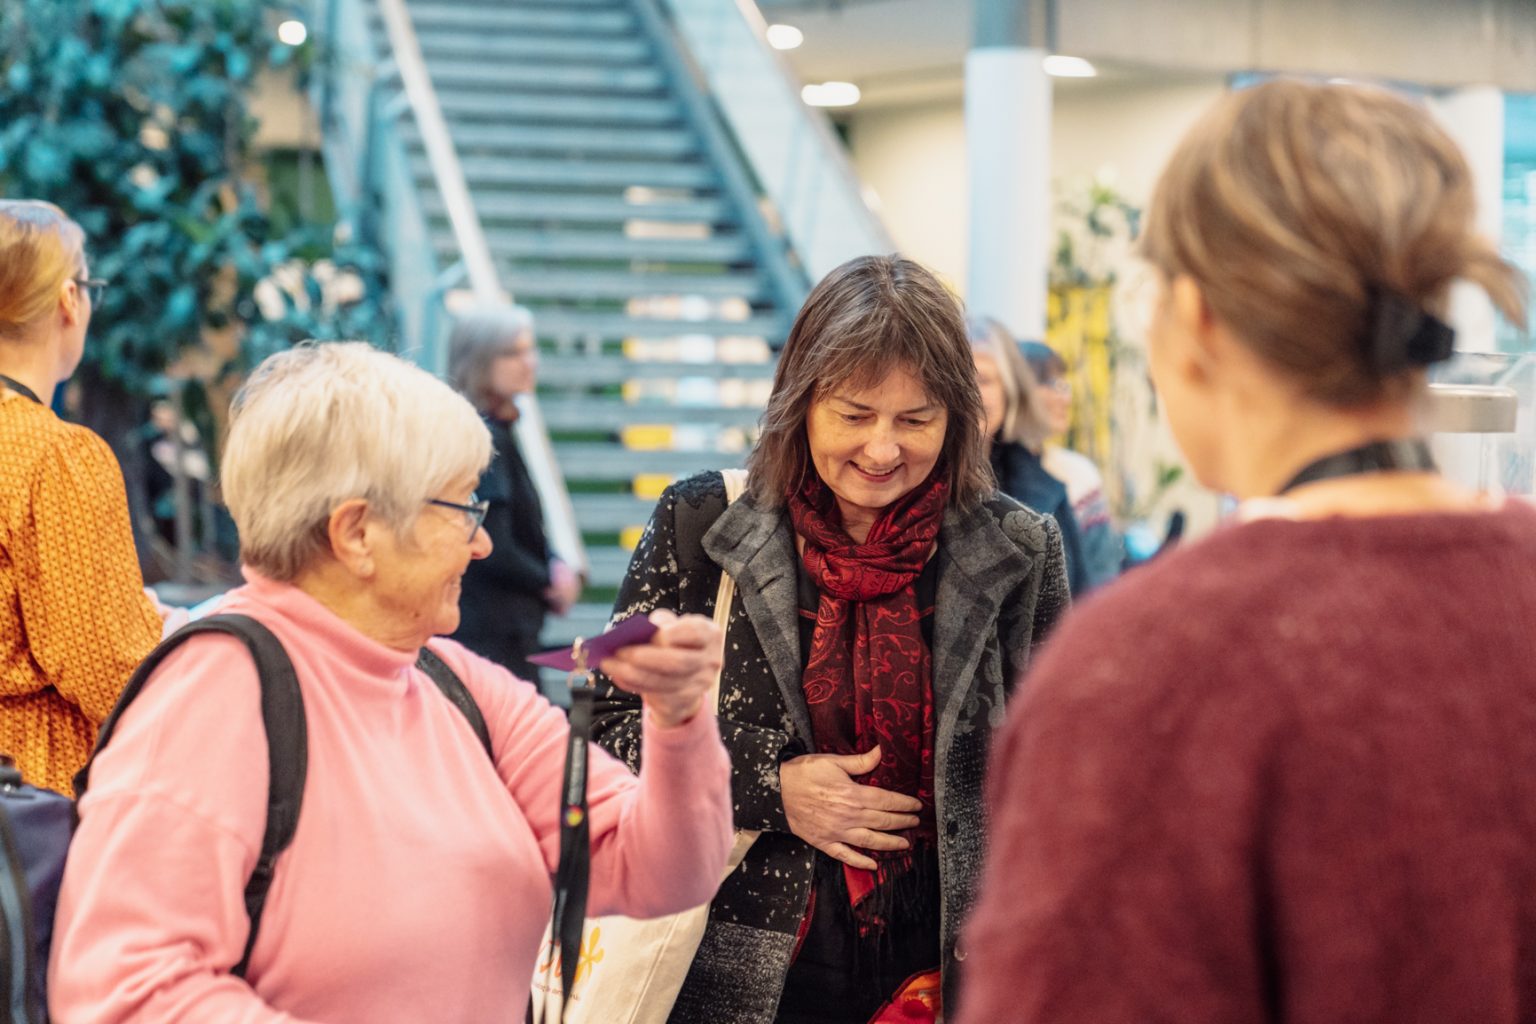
top-left (221, 342), bottom-right (492, 581)
top-left (447, 304), bottom-right (535, 413)
top-left (747, 254), bottom-right (994, 509)
top-left (0, 200), bottom-right (86, 340)
top-left (1143, 79), bottom-right (1527, 405)
top-left (967, 317), bottom-right (1051, 450)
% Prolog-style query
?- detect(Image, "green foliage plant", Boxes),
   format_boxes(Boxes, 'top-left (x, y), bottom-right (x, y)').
top-left (1049, 175), bottom-right (1183, 523)
top-left (0, 0), bottom-right (395, 577)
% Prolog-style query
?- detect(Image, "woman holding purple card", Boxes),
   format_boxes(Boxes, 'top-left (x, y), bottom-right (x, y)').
top-left (591, 255), bottom-right (1070, 1024)
top-left (50, 342), bottom-right (735, 1023)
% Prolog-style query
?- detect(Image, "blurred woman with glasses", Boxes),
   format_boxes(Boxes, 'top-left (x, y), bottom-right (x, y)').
top-left (1020, 340), bottom-right (1123, 589)
top-left (0, 199), bottom-right (161, 793)
top-left (959, 79), bottom-right (1536, 1023)
top-left (447, 305), bottom-right (581, 682)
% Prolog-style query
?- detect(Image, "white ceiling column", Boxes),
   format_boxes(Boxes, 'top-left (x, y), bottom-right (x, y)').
top-left (967, 0), bottom-right (1051, 339)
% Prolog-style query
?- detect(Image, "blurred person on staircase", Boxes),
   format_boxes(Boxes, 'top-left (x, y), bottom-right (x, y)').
top-left (448, 305), bottom-right (581, 682)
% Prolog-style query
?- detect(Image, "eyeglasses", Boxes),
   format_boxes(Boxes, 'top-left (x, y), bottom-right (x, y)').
top-left (1038, 377), bottom-right (1072, 396)
top-left (426, 494), bottom-right (489, 540)
top-left (75, 278), bottom-right (108, 305)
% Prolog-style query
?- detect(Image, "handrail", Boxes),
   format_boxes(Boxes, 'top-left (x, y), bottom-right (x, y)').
top-left (629, 0), bottom-right (808, 318)
top-left (369, 0), bottom-right (590, 577)
top-left (658, 0), bottom-right (895, 280)
top-left (374, 0), bottom-right (500, 306)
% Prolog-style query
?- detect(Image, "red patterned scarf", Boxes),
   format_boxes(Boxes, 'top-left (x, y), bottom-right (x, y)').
top-left (787, 472), bottom-right (947, 930)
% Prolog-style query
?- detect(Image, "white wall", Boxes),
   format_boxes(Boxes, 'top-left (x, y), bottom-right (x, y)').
top-left (844, 102), bottom-right (971, 293)
top-left (1052, 76), bottom-right (1227, 214)
top-left (845, 73), bottom-right (1226, 290)
top-left (844, 73), bottom-right (1231, 536)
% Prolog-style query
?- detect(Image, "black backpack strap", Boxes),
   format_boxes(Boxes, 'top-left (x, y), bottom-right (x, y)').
top-left (74, 614), bottom-right (307, 981)
top-left (415, 646), bottom-right (494, 761)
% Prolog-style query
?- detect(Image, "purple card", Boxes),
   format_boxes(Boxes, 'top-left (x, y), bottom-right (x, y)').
top-left (528, 614), bottom-right (660, 671)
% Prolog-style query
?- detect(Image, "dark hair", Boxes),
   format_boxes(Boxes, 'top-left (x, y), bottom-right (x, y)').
top-left (747, 254), bottom-right (993, 509)
top-left (1143, 79), bottom-right (1526, 406)
top-left (1019, 340), bottom-right (1067, 385)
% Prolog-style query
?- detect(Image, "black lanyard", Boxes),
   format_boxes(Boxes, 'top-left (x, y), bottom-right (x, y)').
top-left (540, 645), bottom-right (595, 1024)
top-left (1277, 438), bottom-right (1437, 495)
top-left (0, 374), bottom-right (41, 405)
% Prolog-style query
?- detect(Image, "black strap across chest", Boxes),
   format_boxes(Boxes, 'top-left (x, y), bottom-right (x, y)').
top-left (1276, 438), bottom-right (1437, 496)
top-left (74, 614), bottom-right (494, 979)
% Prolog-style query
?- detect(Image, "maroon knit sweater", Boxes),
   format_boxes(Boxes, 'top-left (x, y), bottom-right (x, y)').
top-left (956, 501), bottom-right (1536, 1024)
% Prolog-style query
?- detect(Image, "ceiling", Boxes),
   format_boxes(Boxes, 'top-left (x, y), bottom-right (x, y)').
top-left (749, 0), bottom-right (1227, 109)
top-left (753, 0), bottom-right (968, 103)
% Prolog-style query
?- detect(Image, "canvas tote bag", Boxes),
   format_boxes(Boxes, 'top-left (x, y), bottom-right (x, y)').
top-left (531, 469), bottom-right (759, 1024)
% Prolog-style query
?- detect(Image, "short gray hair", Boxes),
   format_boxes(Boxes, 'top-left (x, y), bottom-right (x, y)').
top-left (447, 304), bottom-right (535, 412)
top-left (222, 342), bottom-right (492, 581)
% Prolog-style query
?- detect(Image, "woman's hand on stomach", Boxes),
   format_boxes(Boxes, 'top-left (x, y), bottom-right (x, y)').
top-left (780, 745), bottom-right (922, 871)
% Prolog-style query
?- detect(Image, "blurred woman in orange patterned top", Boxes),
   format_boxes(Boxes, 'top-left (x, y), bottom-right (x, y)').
top-left (0, 200), bottom-right (161, 793)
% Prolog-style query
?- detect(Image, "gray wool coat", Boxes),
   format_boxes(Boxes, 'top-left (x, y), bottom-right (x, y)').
top-left (591, 471), bottom-right (1069, 1023)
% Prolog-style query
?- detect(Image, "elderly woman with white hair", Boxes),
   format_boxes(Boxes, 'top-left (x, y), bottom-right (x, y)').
top-left (49, 342), bottom-right (735, 1023)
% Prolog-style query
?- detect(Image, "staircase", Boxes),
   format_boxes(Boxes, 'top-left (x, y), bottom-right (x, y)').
top-left (362, 0), bottom-right (803, 647)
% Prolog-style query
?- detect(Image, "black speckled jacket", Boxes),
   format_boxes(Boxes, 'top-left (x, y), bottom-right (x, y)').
top-left (591, 471), bottom-right (1069, 1022)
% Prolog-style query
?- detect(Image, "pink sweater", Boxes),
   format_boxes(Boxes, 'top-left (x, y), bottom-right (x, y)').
top-left (50, 571), bottom-right (734, 1023)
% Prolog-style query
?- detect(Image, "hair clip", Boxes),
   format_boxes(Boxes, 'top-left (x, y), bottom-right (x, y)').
top-left (1367, 290), bottom-right (1455, 373)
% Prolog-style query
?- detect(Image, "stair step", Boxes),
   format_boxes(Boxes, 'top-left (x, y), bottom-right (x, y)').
top-left (553, 443), bottom-right (747, 483)
top-left (424, 62), bottom-right (666, 95)
top-left (428, 192), bottom-right (732, 226)
top-left (539, 356), bottom-right (777, 386)
top-left (508, 269), bottom-right (768, 302)
top-left (414, 122), bottom-right (698, 160)
top-left (426, 155), bottom-right (716, 191)
top-left (438, 93), bottom-right (681, 126)
top-left (534, 311), bottom-right (787, 341)
top-left (412, 32), bottom-right (650, 65)
top-left (393, 5), bottom-right (634, 35)
top-left (584, 545), bottom-right (644, 588)
top-left (540, 399), bottom-right (764, 431)
top-left (451, 229), bottom-right (751, 265)
top-left (433, 0), bottom-right (624, 8)
top-left (570, 493), bottom-right (668, 532)
top-left (542, 604), bottom-right (618, 650)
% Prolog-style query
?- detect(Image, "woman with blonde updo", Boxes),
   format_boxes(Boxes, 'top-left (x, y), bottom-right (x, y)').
top-left (0, 200), bottom-right (161, 793)
top-left (960, 80), bottom-right (1536, 1022)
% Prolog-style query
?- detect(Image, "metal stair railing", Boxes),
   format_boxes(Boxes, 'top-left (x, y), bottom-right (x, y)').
top-left (658, 0), bottom-right (895, 281)
top-left (628, 0), bottom-right (809, 318)
top-left (314, 0), bottom-right (589, 578)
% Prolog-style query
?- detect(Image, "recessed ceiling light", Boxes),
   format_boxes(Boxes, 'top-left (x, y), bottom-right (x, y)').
top-left (277, 19), bottom-right (308, 46)
top-left (801, 81), bottom-right (861, 107)
top-left (1044, 55), bottom-right (1096, 78)
top-left (766, 24), bottom-right (804, 50)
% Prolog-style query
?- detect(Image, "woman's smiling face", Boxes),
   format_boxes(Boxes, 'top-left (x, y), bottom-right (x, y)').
top-left (804, 364), bottom-right (948, 534)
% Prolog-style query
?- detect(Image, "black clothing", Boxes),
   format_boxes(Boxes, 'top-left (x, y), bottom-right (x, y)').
top-left (452, 417), bottom-right (550, 681)
top-left (990, 440), bottom-right (1091, 595)
top-left (777, 558), bottom-right (942, 1022)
